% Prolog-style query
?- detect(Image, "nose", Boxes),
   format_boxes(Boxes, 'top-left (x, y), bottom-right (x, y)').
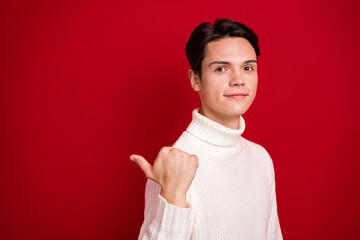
top-left (229, 70), bottom-right (245, 87)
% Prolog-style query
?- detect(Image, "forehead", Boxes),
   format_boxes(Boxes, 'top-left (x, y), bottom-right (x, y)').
top-left (204, 37), bottom-right (256, 62)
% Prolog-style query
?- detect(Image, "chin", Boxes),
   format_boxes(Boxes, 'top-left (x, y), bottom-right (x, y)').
top-left (226, 106), bottom-right (250, 116)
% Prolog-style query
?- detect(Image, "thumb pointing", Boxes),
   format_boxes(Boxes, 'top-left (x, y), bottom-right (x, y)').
top-left (130, 154), bottom-right (153, 179)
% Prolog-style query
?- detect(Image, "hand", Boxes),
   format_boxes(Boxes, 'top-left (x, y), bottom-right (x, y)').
top-left (130, 147), bottom-right (199, 208)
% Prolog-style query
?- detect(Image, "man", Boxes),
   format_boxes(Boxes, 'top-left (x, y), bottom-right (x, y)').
top-left (130, 18), bottom-right (283, 240)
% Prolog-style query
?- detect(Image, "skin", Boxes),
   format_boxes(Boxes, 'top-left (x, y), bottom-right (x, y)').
top-left (130, 148), bottom-right (198, 208)
top-left (189, 37), bottom-right (258, 129)
top-left (131, 37), bottom-right (258, 207)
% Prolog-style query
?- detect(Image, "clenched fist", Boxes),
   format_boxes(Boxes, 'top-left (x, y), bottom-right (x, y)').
top-left (130, 147), bottom-right (199, 208)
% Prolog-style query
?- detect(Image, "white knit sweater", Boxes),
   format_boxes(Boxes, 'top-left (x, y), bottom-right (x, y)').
top-left (139, 109), bottom-right (283, 240)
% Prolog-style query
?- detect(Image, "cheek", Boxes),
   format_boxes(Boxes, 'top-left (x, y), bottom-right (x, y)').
top-left (203, 83), bottom-right (223, 102)
top-left (204, 75), bottom-right (226, 91)
top-left (253, 81), bottom-right (258, 94)
top-left (200, 77), bottom-right (216, 92)
top-left (249, 76), bottom-right (258, 92)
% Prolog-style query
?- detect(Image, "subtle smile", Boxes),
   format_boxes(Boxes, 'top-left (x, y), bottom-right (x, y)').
top-left (224, 93), bottom-right (249, 99)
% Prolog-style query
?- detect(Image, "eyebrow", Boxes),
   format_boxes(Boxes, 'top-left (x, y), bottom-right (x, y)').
top-left (208, 60), bottom-right (257, 67)
top-left (244, 60), bottom-right (258, 64)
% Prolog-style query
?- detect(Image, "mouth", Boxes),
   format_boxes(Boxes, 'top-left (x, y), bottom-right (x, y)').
top-left (224, 93), bottom-right (249, 99)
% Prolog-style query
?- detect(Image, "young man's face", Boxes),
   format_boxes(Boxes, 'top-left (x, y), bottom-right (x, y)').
top-left (190, 37), bottom-right (258, 129)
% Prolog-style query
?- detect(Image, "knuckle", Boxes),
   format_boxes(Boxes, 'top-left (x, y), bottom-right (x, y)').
top-left (159, 146), bottom-right (171, 156)
top-left (170, 147), bottom-right (179, 153)
top-left (178, 150), bottom-right (188, 156)
top-left (160, 146), bottom-right (169, 152)
top-left (189, 155), bottom-right (199, 166)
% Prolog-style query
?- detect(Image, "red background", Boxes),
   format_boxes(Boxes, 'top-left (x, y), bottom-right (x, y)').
top-left (1, 0), bottom-right (359, 239)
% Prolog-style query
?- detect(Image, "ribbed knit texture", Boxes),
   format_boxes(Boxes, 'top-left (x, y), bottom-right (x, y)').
top-left (139, 109), bottom-right (283, 240)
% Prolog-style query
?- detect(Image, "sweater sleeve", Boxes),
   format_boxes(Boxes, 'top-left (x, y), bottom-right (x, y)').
top-left (138, 179), bottom-right (194, 240)
top-left (265, 150), bottom-right (283, 240)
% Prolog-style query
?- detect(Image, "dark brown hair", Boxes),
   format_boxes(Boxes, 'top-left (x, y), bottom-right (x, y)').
top-left (185, 18), bottom-right (260, 77)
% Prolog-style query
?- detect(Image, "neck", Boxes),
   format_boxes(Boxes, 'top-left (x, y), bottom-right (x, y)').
top-left (186, 108), bottom-right (245, 147)
top-left (199, 107), bottom-right (241, 130)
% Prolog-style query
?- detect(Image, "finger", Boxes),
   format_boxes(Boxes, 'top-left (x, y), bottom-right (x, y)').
top-left (189, 154), bottom-right (199, 168)
top-left (130, 154), bottom-right (153, 179)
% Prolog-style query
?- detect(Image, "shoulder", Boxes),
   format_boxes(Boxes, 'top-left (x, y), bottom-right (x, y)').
top-left (171, 131), bottom-right (200, 154)
top-left (240, 137), bottom-right (270, 155)
top-left (240, 137), bottom-right (274, 167)
top-left (240, 137), bottom-right (277, 183)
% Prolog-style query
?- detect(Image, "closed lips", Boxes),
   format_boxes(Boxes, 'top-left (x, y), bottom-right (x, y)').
top-left (224, 93), bottom-right (249, 96)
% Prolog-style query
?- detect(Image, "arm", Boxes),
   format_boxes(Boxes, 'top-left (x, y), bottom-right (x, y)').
top-left (130, 147), bottom-right (198, 239)
top-left (266, 175), bottom-right (283, 240)
top-left (265, 149), bottom-right (283, 240)
top-left (138, 179), bottom-right (193, 239)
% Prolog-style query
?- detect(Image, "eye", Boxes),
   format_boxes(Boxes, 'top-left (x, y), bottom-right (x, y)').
top-left (215, 67), bottom-right (227, 72)
top-left (244, 66), bottom-right (254, 71)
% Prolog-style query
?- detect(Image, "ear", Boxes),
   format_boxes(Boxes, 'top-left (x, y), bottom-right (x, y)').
top-left (188, 69), bottom-right (201, 91)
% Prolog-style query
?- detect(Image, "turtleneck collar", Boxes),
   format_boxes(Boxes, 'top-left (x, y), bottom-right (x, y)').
top-left (186, 108), bottom-right (245, 147)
